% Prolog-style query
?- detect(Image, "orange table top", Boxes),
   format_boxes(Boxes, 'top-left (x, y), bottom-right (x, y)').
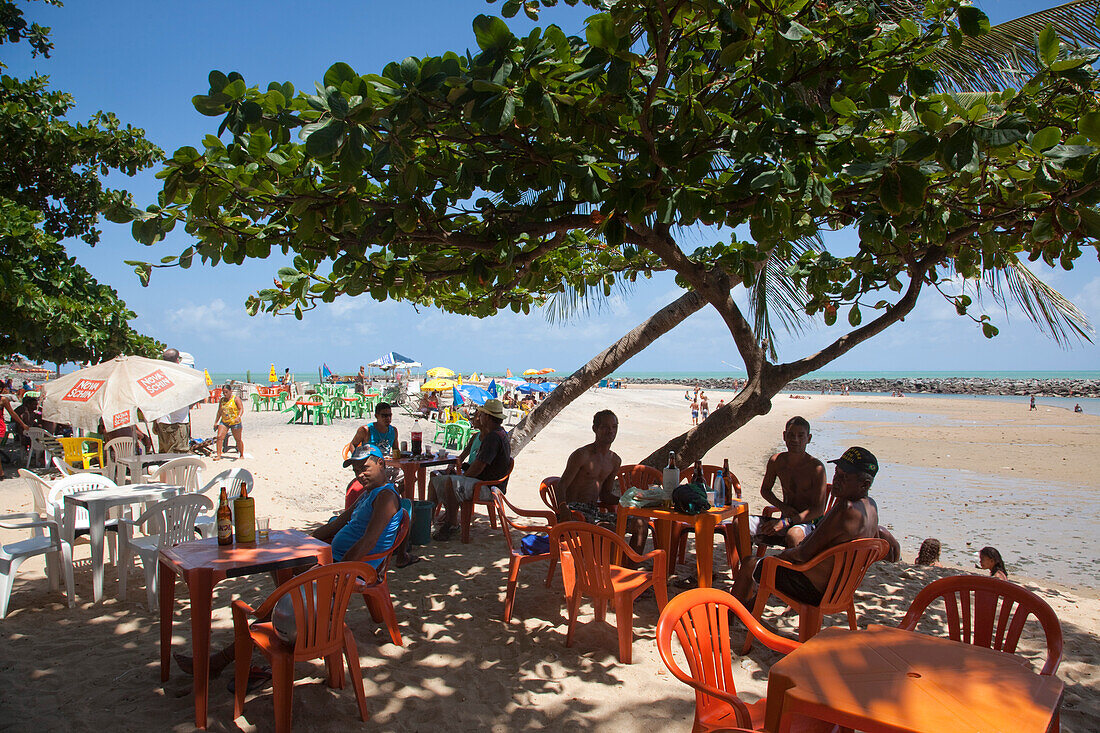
top-left (159, 529), bottom-right (331, 578)
top-left (295, 400), bottom-right (323, 406)
top-left (765, 625), bottom-right (1064, 733)
top-left (618, 500), bottom-right (747, 524)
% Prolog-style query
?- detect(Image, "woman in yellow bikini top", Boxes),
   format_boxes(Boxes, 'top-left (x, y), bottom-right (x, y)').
top-left (214, 384), bottom-right (245, 461)
top-left (218, 392), bottom-right (241, 426)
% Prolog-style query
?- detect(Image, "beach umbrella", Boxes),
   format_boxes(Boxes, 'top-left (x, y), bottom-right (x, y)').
top-left (41, 355), bottom-right (209, 432)
top-left (368, 351), bottom-right (421, 370)
top-left (268, 364), bottom-right (278, 383)
top-left (203, 369), bottom-right (212, 387)
top-left (487, 379), bottom-right (497, 397)
top-left (426, 367), bottom-right (454, 378)
top-left (534, 381), bottom-right (557, 393)
top-left (537, 368), bottom-right (556, 375)
top-left (506, 368), bottom-right (513, 378)
top-left (455, 384), bottom-right (492, 405)
top-left (421, 378), bottom-right (456, 391)
top-left (321, 363), bottom-right (333, 382)
top-left (522, 368), bottom-right (540, 376)
top-left (451, 386), bottom-right (465, 405)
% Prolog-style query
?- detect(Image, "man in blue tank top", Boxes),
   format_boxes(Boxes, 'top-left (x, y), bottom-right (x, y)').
top-left (313, 444), bottom-right (403, 567)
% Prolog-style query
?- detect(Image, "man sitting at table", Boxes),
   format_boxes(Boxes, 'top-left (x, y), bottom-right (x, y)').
top-left (731, 446), bottom-right (881, 608)
top-left (558, 410), bottom-right (621, 524)
top-left (748, 416), bottom-right (828, 548)
top-left (428, 399), bottom-right (511, 541)
top-left (175, 443), bottom-right (407, 679)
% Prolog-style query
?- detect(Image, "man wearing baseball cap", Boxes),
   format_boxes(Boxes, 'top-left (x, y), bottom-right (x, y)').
top-left (731, 446), bottom-right (881, 608)
top-left (429, 398), bottom-right (512, 541)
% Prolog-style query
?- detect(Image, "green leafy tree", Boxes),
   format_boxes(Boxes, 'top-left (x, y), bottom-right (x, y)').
top-left (0, 0), bottom-right (163, 364)
top-left (130, 0), bottom-right (1099, 463)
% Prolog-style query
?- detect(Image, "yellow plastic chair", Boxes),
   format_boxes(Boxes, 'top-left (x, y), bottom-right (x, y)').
top-left (56, 437), bottom-right (105, 471)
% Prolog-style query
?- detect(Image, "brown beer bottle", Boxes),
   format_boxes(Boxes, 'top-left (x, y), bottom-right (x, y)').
top-left (691, 459), bottom-right (704, 485)
top-left (724, 457), bottom-right (741, 499)
top-left (217, 487), bottom-right (234, 545)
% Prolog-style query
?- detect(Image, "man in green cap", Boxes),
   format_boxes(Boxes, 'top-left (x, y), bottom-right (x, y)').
top-left (731, 446), bottom-right (881, 607)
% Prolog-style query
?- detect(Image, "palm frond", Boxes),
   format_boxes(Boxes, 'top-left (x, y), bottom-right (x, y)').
top-left (931, 0), bottom-right (1100, 92)
top-left (748, 235), bottom-right (823, 359)
top-left (978, 255), bottom-right (1095, 347)
top-left (543, 272), bottom-right (637, 325)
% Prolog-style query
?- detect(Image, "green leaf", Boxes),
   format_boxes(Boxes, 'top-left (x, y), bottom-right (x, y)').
top-left (823, 306), bottom-right (837, 326)
top-left (323, 62), bottom-right (358, 89)
top-left (896, 165), bottom-right (928, 208)
top-left (304, 120), bottom-right (343, 158)
top-left (879, 170), bottom-right (903, 214)
top-left (394, 208), bottom-right (418, 233)
top-left (501, 0), bottom-right (522, 18)
top-left (1037, 25), bottom-right (1060, 67)
top-left (1078, 112), bottom-right (1100, 142)
top-left (830, 94), bottom-right (858, 118)
top-left (719, 40), bottom-right (750, 68)
top-left (780, 21), bottom-right (811, 41)
top-left (957, 6), bottom-right (990, 36)
top-left (472, 14), bottom-right (512, 51)
top-left (586, 14), bottom-right (618, 51)
top-left (981, 322), bottom-right (999, 338)
top-left (848, 305), bottom-right (862, 326)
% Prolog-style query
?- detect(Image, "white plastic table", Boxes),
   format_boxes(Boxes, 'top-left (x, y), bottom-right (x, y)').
top-left (62, 483), bottom-right (184, 602)
top-left (115, 452), bottom-right (191, 484)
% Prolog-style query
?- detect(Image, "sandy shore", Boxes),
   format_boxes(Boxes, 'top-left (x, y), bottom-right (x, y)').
top-left (0, 387), bottom-right (1096, 731)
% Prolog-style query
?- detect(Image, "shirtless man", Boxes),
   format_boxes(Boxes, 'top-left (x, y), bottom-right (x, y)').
top-left (699, 392), bottom-right (709, 421)
top-left (558, 410), bottom-right (622, 525)
top-left (732, 446), bottom-right (881, 607)
top-left (750, 416), bottom-right (828, 548)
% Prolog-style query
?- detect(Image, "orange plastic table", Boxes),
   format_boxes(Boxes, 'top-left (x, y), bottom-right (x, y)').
top-left (614, 501), bottom-right (748, 588)
top-left (766, 625), bottom-right (1064, 733)
top-left (158, 529), bottom-right (333, 729)
top-left (387, 455), bottom-right (457, 501)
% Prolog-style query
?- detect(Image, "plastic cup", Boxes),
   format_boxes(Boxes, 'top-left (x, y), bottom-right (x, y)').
top-left (256, 517), bottom-right (270, 542)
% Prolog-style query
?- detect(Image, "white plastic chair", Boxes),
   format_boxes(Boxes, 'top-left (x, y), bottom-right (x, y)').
top-left (48, 473), bottom-right (121, 564)
top-left (117, 493), bottom-right (213, 609)
top-left (194, 468), bottom-right (255, 538)
top-left (104, 437), bottom-right (139, 485)
top-left (51, 455), bottom-right (103, 477)
top-left (16, 470), bottom-right (53, 538)
top-left (0, 513), bottom-right (74, 618)
top-left (23, 428), bottom-right (52, 468)
top-left (145, 456), bottom-right (205, 493)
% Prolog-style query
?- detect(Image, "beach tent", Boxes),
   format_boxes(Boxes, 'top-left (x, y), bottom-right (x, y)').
top-left (369, 352), bottom-right (421, 370)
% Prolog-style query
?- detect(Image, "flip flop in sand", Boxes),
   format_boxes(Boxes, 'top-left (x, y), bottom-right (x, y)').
top-left (432, 524), bottom-right (458, 542)
top-left (396, 556), bottom-right (422, 568)
top-left (227, 666), bottom-right (272, 694)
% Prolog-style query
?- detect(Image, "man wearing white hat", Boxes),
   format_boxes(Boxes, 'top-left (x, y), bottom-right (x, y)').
top-left (153, 348), bottom-right (192, 453)
top-left (429, 398), bottom-right (511, 541)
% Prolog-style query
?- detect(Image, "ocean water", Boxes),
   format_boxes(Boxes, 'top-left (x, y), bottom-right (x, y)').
top-left (207, 369), bottom-right (1100, 381)
top-left (813, 403), bottom-right (1098, 589)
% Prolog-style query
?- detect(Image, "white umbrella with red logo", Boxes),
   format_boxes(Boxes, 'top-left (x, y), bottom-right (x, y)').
top-left (41, 355), bottom-right (208, 432)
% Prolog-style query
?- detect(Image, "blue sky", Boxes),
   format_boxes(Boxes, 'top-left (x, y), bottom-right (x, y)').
top-left (7, 0), bottom-right (1099, 375)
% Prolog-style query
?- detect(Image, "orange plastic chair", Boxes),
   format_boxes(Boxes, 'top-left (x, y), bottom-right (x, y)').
top-left (355, 509), bottom-right (410, 646)
top-left (549, 521), bottom-right (668, 663)
top-left (617, 463), bottom-right (662, 491)
top-left (657, 588), bottom-right (830, 733)
top-left (742, 537), bottom-right (888, 652)
top-left (231, 562), bottom-right (373, 732)
top-left (897, 574), bottom-right (1063, 675)
top-left (459, 458), bottom-right (513, 543)
top-left (537, 475), bottom-right (565, 516)
top-left (491, 488), bottom-right (559, 622)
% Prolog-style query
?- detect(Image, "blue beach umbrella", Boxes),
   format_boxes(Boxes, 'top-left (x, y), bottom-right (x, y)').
top-left (452, 386), bottom-right (465, 405)
top-left (487, 379), bottom-right (498, 397)
top-left (455, 384), bottom-right (493, 405)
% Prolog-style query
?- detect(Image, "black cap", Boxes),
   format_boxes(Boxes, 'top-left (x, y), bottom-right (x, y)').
top-left (828, 446), bottom-right (878, 477)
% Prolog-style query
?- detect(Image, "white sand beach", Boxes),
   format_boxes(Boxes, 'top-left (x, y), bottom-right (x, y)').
top-left (0, 387), bottom-right (1096, 731)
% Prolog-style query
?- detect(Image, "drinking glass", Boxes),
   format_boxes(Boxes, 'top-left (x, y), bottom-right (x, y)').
top-left (256, 517), bottom-right (270, 542)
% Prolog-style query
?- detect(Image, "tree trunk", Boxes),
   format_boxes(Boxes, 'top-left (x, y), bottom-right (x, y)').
top-left (509, 290), bottom-right (707, 454)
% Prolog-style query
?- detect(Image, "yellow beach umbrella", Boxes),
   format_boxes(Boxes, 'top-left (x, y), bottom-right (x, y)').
top-left (268, 363), bottom-right (277, 383)
top-left (426, 367), bottom-right (455, 378)
top-left (203, 369), bottom-right (212, 387)
top-left (522, 368), bottom-right (540, 376)
top-left (421, 378), bottom-right (456, 391)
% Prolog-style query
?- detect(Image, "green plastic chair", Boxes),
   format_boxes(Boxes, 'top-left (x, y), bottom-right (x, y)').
top-left (250, 393), bottom-right (263, 412)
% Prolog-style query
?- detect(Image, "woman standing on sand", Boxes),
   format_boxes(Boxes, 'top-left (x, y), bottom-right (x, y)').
top-left (978, 546), bottom-right (1009, 580)
top-left (214, 384), bottom-right (245, 460)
